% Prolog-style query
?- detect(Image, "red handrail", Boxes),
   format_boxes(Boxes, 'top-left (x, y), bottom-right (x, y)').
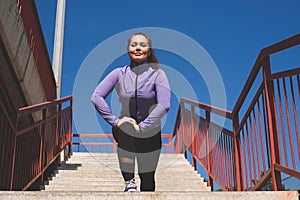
top-left (1, 96), bottom-right (73, 191)
top-left (173, 99), bottom-right (234, 191)
top-left (173, 33), bottom-right (300, 191)
top-left (72, 133), bottom-right (174, 154)
top-left (233, 34), bottom-right (300, 191)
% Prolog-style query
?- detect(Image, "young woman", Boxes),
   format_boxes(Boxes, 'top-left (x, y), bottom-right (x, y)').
top-left (91, 32), bottom-right (170, 192)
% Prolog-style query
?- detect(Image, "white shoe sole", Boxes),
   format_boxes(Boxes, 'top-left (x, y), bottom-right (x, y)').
top-left (125, 188), bottom-right (137, 192)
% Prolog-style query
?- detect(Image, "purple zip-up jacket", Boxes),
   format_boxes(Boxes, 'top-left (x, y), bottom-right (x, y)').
top-left (91, 64), bottom-right (170, 132)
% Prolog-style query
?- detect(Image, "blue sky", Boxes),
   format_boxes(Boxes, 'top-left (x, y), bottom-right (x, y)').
top-left (35, 0), bottom-right (300, 134)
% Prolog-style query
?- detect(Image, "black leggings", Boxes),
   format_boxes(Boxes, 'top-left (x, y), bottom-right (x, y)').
top-left (112, 122), bottom-right (162, 191)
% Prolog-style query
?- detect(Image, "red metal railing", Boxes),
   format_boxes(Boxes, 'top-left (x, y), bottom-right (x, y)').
top-left (233, 34), bottom-right (300, 191)
top-left (234, 68), bottom-right (300, 191)
top-left (173, 33), bottom-right (300, 191)
top-left (173, 98), bottom-right (234, 191)
top-left (0, 87), bottom-right (17, 190)
top-left (0, 96), bottom-right (72, 190)
top-left (72, 133), bottom-right (174, 154)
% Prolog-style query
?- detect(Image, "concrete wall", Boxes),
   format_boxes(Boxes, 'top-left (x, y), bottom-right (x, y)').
top-left (0, 0), bottom-right (47, 109)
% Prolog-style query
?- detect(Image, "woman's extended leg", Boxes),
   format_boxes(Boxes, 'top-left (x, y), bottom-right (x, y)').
top-left (136, 150), bottom-right (161, 191)
top-left (136, 131), bottom-right (162, 191)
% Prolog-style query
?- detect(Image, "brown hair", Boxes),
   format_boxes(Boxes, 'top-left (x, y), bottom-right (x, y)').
top-left (127, 32), bottom-right (160, 70)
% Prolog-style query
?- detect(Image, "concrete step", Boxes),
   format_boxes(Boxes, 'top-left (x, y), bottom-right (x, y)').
top-left (67, 153), bottom-right (187, 161)
top-left (47, 179), bottom-right (207, 186)
top-left (44, 187), bottom-right (211, 192)
top-left (0, 191), bottom-right (298, 200)
top-left (46, 174), bottom-right (209, 191)
top-left (59, 164), bottom-right (192, 171)
top-left (49, 175), bottom-right (205, 182)
top-left (54, 169), bottom-right (199, 175)
top-left (54, 166), bottom-right (199, 173)
top-left (63, 156), bottom-right (188, 160)
top-left (65, 159), bottom-right (190, 164)
top-left (44, 184), bottom-right (210, 192)
top-left (57, 164), bottom-right (199, 171)
top-left (68, 152), bottom-right (185, 157)
top-left (46, 176), bottom-right (207, 183)
top-left (62, 155), bottom-right (193, 160)
top-left (67, 155), bottom-right (187, 160)
top-left (54, 171), bottom-right (199, 176)
top-left (54, 164), bottom-right (200, 173)
top-left (44, 182), bottom-right (210, 191)
top-left (64, 160), bottom-right (189, 165)
top-left (53, 172), bottom-right (201, 180)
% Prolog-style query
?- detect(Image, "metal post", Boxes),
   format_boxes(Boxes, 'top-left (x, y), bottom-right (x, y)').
top-left (190, 106), bottom-right (196, 169)
top-left (53, 0), bottom-right (66, 98)
top-left (262, 56), bottom-right (282, 191)
top-left (206, 111), bottom-right (214, 191)
top-left (39, 109), bottom-right (47, 187)
top-left (10, 116), bottom-right (19, 190)
top-left (68, 97), bottom-right (73, 156)
top-left (233, 114), bottom-right (243, 191)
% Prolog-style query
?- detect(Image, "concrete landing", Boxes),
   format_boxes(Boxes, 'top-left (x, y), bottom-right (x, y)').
top-left (0, 191), bottom-right (298, 200)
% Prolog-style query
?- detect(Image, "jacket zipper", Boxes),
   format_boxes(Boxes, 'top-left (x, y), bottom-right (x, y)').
top-left (134, 67), bottom-right (138, 120)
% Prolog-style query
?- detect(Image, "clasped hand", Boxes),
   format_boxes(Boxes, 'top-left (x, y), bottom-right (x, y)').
top-left (117, 116), bottom-right (140, 133)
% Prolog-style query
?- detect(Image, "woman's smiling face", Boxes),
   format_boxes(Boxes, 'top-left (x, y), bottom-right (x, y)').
top-left (128, 34), bottom-right (150, 63)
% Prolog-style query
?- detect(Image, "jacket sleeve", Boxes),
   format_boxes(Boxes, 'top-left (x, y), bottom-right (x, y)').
top-left (139, 70), bottom-right (171, 132)
top-left (91, 69), bottom-right (120, 126)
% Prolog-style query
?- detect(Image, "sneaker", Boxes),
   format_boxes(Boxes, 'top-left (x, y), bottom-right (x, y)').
top-left (124, 178), bottom-right (137, 192)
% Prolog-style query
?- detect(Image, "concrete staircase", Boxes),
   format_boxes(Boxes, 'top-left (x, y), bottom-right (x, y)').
top-left (0, 152), bottom-right (298, 199)
top-left (45, 152), bottom-right (211, 192)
